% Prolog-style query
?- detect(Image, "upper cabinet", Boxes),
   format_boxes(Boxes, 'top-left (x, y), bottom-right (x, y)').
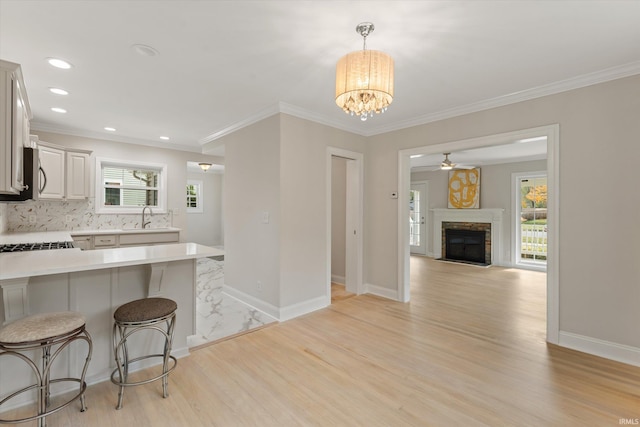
top-left (38, 141), bottom-right (92, 200)
top-left (0, 60), bottom-right (32, 195)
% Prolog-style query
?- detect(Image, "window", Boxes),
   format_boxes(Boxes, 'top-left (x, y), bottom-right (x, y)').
top-left (96, 158), bottom-right (167, 213)
top-left (186, 180), bottom-right (203, 213)
top-left (513, 171), bottom-right (547, 269)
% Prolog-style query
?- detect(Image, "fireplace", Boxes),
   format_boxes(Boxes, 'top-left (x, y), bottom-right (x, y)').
top-left (445, 229), bottom-right (487, 264)
top-left (442, 221), bottom-right (491, 265)
top-left (431, 208), bottom-right (504, 266)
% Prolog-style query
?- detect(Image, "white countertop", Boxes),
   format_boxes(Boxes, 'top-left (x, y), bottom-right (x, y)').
top-left (70, 227), bottom-right (181, 236)
top-left (0, 243), bottom-right (224, 280)
top-left (0, 228), bottom-right (182, 245)
top-left (0, 231), bottom-right (73, 245)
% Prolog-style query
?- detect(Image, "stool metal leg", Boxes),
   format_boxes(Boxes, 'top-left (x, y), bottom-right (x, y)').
top-left (113, 323), bottom-right (128, 410)
top-left (161, 315), bottom-right (176, 398)
top-left (111, 311), bottom-right (177, 409)
top-left (0, 326), bottom-right (92, 427)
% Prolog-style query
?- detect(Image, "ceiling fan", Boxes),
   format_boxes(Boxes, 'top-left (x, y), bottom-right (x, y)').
top-left (428, 153), bottom-right (476, 171)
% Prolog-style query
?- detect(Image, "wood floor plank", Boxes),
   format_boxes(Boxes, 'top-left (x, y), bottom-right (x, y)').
top-left (2, 257), bottom-right (639, 426)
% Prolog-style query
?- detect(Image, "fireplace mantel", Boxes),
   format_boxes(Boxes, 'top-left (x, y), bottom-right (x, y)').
top-left (431, 208), bottom-right (504, 266)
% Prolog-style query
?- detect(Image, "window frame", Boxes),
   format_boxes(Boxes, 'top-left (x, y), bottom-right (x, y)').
top-left (95, 157), bottom-right (168, 214)
top-left (186, 179), bottom-right (203, 213)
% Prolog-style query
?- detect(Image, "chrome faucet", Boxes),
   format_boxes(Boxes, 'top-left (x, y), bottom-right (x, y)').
top-left (142, 206), bottom-right (153, 229)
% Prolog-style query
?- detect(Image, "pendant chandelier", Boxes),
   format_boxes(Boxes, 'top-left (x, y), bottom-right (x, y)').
top-left (335, 22), bottom-right (394, 121)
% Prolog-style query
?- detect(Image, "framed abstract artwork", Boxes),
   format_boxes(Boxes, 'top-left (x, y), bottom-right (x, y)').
top-left (448, 168), bottom-right (480, 209)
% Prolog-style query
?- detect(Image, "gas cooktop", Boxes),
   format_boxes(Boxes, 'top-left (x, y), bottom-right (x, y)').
top-left (0, 241), bottom-right (76, 253)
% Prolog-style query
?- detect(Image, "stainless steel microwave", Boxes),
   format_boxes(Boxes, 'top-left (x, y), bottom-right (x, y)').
top-left (0, 147), bottom-right (39, 202)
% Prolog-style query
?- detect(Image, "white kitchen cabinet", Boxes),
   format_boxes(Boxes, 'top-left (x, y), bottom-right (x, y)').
top-left (71, 235), bottom-right (92, 250)
top-left (0, 60), bottom-right (31, 195)
top-left (38, 143), bottom-right (66, 199)
top-left (71, 229), bottom-right (180, 250)
top-left (38, 141), bottom-right (91, 200)
top-left (66, 150), bottom-right (90, 199)
top-left (93, 234), bottom-right (118, 248)
top-left (119, 231), bottom-right (180, 247)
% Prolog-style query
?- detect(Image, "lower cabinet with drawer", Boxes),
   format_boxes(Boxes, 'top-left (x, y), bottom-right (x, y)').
top-left (119, 231), bottom-right (180, 247)
top-left (93, 235), bottom-right (118, 248)
top-left (71, 229), bottom-right (180, 250)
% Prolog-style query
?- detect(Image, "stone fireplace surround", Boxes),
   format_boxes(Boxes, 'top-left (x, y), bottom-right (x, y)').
top-left (431, 208), bottom-right (504, 266)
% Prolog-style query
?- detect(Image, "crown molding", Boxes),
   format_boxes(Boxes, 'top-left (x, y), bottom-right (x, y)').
top-left (30, 121), bottom-right (203, 153)
top-left (197, 103), bottom-right (281, 145)
top-left (198, 102), bottom-right (367, 147)
top-left (371, 60), bottom-right (640, 135)
top-left (202, 60), bottom-right (640, 143)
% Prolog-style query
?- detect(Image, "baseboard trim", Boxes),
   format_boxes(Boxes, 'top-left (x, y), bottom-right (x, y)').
top-left (279, 295), bottom-right (329, 322)
top-left (222, 285), bottom-right (280, 320)
top-left (558, 331), bottom-right (640, 368)
top-left (364, 282), bottom-right (400, 301)
top-left (222, 285), bottom-right (329, 322)
top-left (331, 274), bottom-right (345, 285)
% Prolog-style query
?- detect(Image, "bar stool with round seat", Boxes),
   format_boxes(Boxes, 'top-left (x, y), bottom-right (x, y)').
top-left (110, 297), bottom-right (177, 410)
top-left (0, 312), bottom-right (93, 427)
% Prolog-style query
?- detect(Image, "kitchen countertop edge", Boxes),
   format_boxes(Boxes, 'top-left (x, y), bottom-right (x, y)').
top-left (0, 243), bottom-right (224, 281)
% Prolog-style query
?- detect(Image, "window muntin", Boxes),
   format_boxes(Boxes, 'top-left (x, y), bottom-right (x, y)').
top-left (186, 180), bottom-right (203, 213)
top-left (96, 158), bottom-right (167, 213)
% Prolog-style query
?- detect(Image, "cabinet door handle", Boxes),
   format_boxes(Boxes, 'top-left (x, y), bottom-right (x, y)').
top-left (39, 166), bottom-right (47, 193)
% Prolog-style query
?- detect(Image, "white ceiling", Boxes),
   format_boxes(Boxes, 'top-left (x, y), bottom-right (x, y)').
top-left (1, 1), bottom-right (639, 158)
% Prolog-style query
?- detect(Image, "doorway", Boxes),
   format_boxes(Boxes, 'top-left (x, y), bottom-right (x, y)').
top-left (327, 147), bottom-right (363, 303)
top-left (398, 124), bottom-right (559, 344)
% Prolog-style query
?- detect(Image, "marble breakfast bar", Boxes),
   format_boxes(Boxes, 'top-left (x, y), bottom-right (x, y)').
top-left (0, 238), bottom-right (223, 408)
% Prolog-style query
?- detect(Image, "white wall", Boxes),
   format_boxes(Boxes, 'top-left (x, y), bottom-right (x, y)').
top-left (366, 74), bottom-right (640, 352)
top-left (411, 159), bottom-right (546, 262)
top-left (185, 170), bottom-right (224, 247)
top-left (331, 156), bottom-right (347, 283)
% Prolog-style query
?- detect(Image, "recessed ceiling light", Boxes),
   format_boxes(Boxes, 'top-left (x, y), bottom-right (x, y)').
top-left (131, 44), bottom-right (159, 57)
top-left (51, 107), bottom-right (67, 113)
top-left (49, 87), bottom-right (69, 95)
top-left (159, 136), bottom-right (170, 140)
top-left (47, 58), bottom-right (73, 69)
top-left (104, 127), bottom-right (116, 132)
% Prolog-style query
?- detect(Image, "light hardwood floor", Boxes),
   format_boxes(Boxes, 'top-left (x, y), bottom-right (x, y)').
top-left (4, 257), bottom-right (640, 426)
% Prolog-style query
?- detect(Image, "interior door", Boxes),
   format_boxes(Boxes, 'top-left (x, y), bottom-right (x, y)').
top-left (410, 182), bottom-right (427, 255)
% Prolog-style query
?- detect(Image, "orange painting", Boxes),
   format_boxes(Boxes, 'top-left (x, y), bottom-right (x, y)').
top-left (448, 168), bottom-right (480, 209)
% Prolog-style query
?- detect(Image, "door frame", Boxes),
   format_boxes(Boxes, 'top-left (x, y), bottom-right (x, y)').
top-left (397, 124), bottom-right (560, 344)
top-left (327, 147), bottom-right (364, 301)
top-left (409, 181), bottom-right (428, 255)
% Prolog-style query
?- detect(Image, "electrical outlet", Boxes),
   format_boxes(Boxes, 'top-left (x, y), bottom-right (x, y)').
top-left (257, 281), bottom-right (262, 292)
top-left (28, 214), bottom-right (37, 223)
top-left (65, 215), bottom-right (72, 223)
top-left (173, 208), bottom-right (180, 216)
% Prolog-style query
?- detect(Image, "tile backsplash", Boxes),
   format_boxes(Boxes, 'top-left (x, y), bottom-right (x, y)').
top-left (6, 199), bottom-right (171, 232)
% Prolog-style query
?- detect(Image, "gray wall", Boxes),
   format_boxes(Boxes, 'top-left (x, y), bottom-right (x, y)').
top-left (218, 113), bottom-right (365, 317)
top-left (367, 74), bottom-right (640, 350)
